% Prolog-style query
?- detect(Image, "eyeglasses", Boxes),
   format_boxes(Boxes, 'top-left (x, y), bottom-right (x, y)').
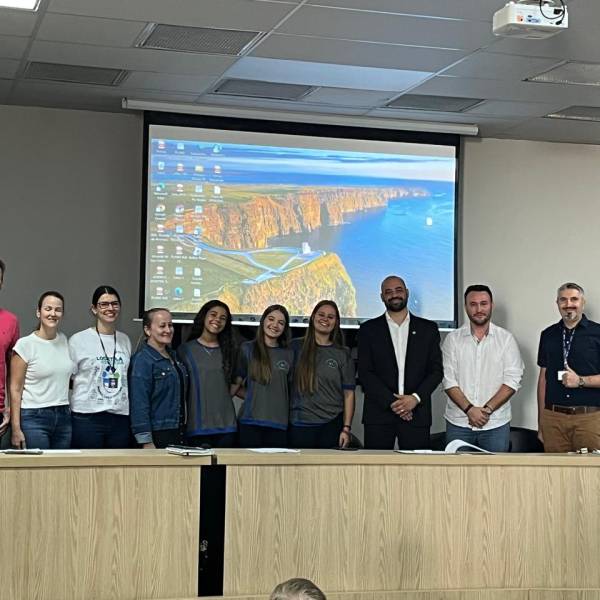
top-left (97, 301), bottom-right (120, 309)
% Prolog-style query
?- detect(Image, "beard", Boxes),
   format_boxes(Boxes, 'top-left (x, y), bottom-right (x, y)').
top-left (384, 296), bottom-right (408, 313)
top-left (468, 313), bottom-right (491, 326)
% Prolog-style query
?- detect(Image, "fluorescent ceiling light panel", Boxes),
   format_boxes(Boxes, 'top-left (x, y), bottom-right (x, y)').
top-left (527, 61), bottom-right (600, 87)
top-left (0, 0), bottom-right (38, 8)
top-left (212, 78), bottom-right (314, 101)
top-left (225, 57), bottom-right (432, 92)
top-left (546, 105), bottom-right (600, 122)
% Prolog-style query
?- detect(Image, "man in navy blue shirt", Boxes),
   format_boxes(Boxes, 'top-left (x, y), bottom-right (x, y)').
top-left (537, 282), bottom-right (600, 452)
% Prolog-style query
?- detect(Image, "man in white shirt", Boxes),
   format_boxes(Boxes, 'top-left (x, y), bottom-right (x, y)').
top-left (442, 285), bottom-right (524, 452)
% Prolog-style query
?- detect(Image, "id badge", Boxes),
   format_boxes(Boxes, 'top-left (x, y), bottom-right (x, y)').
top-left (558, 370), bottom-right (567, 381)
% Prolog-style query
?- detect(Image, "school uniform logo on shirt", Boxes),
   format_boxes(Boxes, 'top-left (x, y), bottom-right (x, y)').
top-left (326, 358), bottom-right (339, 369)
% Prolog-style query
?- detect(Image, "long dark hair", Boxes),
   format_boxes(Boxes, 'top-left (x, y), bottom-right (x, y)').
top-left (250, 305), bottom-right (291, 385)
top-left (188, 300), bottom-right (236, 382)
top-left (295, 300), bottom-right (344, 395)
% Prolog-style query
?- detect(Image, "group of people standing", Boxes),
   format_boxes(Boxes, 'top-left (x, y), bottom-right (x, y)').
top-left (1, 256), bottom-right (599, 453)
top-left (0, 260), bottom-right (356, 450)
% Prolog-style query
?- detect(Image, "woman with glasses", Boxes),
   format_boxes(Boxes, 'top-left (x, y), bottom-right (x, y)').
top-left (10, 291), bottom-right (74, 449)
top-left (68, 286), bottom-right (132, 448)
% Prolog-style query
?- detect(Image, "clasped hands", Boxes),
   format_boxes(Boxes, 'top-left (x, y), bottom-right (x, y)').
top-left (390, 394), bottom-right (417, 421)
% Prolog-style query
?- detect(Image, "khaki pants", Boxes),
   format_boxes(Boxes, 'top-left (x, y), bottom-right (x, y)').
top-left (541, 408), bottom-right (600, 452)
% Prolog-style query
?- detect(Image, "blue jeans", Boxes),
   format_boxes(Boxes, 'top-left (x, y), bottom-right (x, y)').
top-left (445, 420), bottom-right (511, 452)
top-left (71, 411), bottom-right (132, 449)
top-left (21, 405), bottom-right (72, 449)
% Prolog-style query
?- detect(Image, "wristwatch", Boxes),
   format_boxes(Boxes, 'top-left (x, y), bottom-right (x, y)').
top-left (579, 376), bottom-right (585, 388)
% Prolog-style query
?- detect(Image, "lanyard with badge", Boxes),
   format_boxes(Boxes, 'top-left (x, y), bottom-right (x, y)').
top-left (558, 326), bottom-right (575, 381)
top-left (96, 326), bottom-right (120, 389)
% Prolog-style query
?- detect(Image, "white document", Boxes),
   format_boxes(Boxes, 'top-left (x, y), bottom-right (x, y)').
top-left (396, 439), bottom-right (493, 454)
top-left (248, 448), bottom-right (301, 453)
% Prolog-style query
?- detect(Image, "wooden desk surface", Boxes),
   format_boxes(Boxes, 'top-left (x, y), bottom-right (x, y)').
top-left (0, 448), bottom-right (213, 468)
top-left (213, 447), bottom-right (600, 466)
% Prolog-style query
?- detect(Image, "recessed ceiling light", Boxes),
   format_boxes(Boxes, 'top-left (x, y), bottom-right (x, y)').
top-left (0, 0), bottom-right (40, 10)
top-left (527, 61), bottom-right (600, 87)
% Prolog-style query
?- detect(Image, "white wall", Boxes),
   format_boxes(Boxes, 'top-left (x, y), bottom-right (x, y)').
top-left (1, 106), bottom-right (599, 432)
top-left (451, 137), bottom-right (600, 431)
top-left (0, 105), bottom-right (143, 341)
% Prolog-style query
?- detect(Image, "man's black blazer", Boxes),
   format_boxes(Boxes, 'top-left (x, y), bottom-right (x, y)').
top-left (358, 313), bottom-right (443, 427)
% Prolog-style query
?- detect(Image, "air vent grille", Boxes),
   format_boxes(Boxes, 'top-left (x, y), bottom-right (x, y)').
top-left (24, 61), bottom-right (127, 86)
top-left (138, 23), bottom-right (261, 55)
top-left (386, 94), bottom-right (484, 112)
top-left (546, 105), bottom-right (600, 122)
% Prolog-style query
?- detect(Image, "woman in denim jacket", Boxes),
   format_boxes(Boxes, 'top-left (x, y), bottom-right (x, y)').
top-left (129, 308), bottom-right (188, 448)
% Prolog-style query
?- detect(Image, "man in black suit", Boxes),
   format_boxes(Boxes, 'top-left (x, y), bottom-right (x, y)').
top-left (358, 275), bottom-right (443, 449)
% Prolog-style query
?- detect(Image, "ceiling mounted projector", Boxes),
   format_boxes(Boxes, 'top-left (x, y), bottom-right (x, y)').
top-left (493, 2), bottom-right (568, 39)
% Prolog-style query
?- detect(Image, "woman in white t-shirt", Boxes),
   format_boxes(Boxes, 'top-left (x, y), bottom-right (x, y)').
top-left (69, 286), bottom-right (132, 448)
top-left (10, 291), bottom-right (74, 449)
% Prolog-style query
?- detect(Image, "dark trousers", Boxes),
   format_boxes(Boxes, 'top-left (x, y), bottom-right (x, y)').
top-left (152, 428), bottom-right (183, 449)
top-left (20, 405), bottom-right (72, 449)
top-left (289, 413), bottom-right (343, 449)
top-left (187, 432), bottom-right (237, 448)
top-left (238, 424), bottom-right (288, 448)
top-left (364, 422), bottom-right (430, 450)
top-left (71, 411), bottom-right (132, 449)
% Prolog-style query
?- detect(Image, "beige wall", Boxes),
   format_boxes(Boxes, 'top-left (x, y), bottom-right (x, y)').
top-left (1, 105), bottom-right (598, 430)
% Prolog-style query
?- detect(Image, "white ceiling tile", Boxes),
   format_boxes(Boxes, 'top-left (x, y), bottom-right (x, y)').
top-left (304, 86), bottom-right (393, 107)
top-left (196, 92), bottom-right (367, 115)
top-left (123, 71), bottom-right (218, 94)
top-left (0, 77), bottom-right (13, 101)
top-left (29, 40), bottom-right (237, 76)
top-left (466, 100), bottom-right (565, 118)
top-left (225, 56), bottom-right (432, 91)
top-left (0, 58), bottom-right (20, 78)
top-left (12, 79), bottom-right (199, 111)
top-left (497, 117), bottom-right (600, 145)
top-left (277, 6), bottom-right (496, 50)
top-left (444, 51), bottom-right (561, 81)
top-left (37, 14), bottom-right (147, 47)
top-left (251, 34), bottom-right (468, 71)
top-left (0, 10), bottom-right (37, 36)
top-left (0, 34), bottom-right (30, 59)
top-left (306, 0), bottom-right (499, 22)
top-left (410, 75), bottom-right (600, 106)
top-left (48, 0), bottom-right (297, 31)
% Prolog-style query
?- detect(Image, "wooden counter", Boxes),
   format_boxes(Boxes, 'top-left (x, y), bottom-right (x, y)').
top-left (214, 450), bottom-right (600, 599)
top-left (3, 449), bottom-right (600, 600)
top-left (0, 450), bottom-right (211, 600)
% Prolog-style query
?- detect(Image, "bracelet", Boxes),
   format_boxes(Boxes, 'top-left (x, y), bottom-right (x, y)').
top-left (342, 425), bottom-right (351, 431)
top-left (483, 404), bottom-right (494, 415)
top-left (464, 403), bottom-right (473, 414)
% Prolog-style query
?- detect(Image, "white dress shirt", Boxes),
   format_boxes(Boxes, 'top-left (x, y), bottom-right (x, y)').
top-left (385, 311), bottom-right (410, 396)
top-left (442, 322), bottom-right (524, 430)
